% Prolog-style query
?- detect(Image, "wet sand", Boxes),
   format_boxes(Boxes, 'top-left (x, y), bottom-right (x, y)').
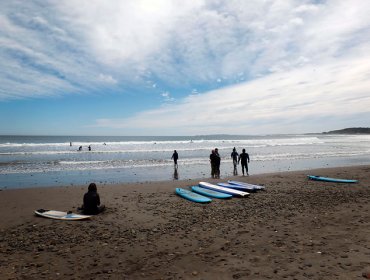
top-left (0, 165), bottom-right (370, 279)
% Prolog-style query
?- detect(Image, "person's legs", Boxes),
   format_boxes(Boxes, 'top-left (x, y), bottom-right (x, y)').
top-left (233, 160), bottom-right (238, 175)
top-left (241, 163), bottom-right (245, 176)
top-left (246, 164), bottom-right (249, 176)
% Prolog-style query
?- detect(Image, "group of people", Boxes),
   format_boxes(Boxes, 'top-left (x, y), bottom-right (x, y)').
top-left (210, 147), bottom-right (250, 178)
top-left (171, 147), bottom-right (250, 179)
top-left (77, 145), bottom-right (92, 151)
top-left (210, 148), bottom-right (221, 178)
top-left (231, 147), bottom-right (250, 176)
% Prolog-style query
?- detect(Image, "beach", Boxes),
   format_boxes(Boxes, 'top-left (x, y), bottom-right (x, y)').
top-left (0, 165), bottom-right (369, 279)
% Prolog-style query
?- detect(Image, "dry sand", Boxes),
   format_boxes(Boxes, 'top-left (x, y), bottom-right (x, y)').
top-left (0, 165), bottom-right (369, 279)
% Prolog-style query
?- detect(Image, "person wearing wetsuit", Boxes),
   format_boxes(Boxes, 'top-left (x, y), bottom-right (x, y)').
top-left (209, 150), bottom-right (217, 178)
top-left (231, 147), bottom-right (239, 175)
top-left (82, 183), bottom-right (105, 215)
top-left (214, 148), bottom-right (221, 179)
top-left (171, 150), bottom-right (179, 168)
top-left (238, 149), bottom-right (250, 176)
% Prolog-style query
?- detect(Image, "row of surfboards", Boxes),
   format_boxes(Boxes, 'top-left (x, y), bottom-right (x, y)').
top-left (35, 176), bottom-right (357, 219)
top-left (176, 180), bottom-right (265, 203)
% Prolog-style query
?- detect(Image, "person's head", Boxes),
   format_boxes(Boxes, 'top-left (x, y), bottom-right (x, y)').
top-left (88, 183), bottom-right (97, 192)
top-left (174, 150), bottom-right (177, 153)
top-left (212, 149), bottom-right (215, 154)
top-left (215, 148), bottom-right (218, 152)
top-left (242, 148), bottom-right (246, 153)
top-left (233, 147), bottom-right (236, 152)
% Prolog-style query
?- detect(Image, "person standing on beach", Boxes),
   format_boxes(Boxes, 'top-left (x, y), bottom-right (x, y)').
top-left (238, 149), bottom-right (250, 176)
top-left (210, 150), bottom-right (217, 178)
top-left (231, 147), bottom-right (239, 175)
top-left (81, 183), bottom-right (105, 215)
top-left (214, 148), bottom-right (221, 178)
top-left (171, 150), bottom-right (178, 168)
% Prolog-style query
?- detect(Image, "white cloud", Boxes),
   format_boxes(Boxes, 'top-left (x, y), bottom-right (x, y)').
top-left (0, 0), bottom-right (370, 135)
top-left (94, 53), bottom-right (370, 135)
top-left (161, 91), bottom-right (175, 102)
top-left (98, 74), bottom-right (117, 84)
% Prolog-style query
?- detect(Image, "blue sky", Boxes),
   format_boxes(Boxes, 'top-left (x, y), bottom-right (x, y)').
top-left (0, 0), bottom-right (369, 136)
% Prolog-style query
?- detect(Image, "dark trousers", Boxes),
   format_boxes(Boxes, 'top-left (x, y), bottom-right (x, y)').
top-left (241, 163), bottom-right (248, 174)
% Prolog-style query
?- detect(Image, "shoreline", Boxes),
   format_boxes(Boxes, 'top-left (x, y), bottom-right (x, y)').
top-left (1, 165), bottom-right (369, 279)
top-left (2, 156), bottom-right (370, 190)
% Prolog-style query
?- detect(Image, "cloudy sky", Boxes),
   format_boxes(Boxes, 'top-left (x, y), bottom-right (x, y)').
top-left (0, 0), bottom-right (369, 136)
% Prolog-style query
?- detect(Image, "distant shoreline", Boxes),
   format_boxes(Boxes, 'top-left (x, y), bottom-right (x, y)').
top-left (323, 127), bottom-right (370, 134)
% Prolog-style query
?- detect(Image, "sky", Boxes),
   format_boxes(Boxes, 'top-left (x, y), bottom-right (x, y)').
top-left (0, 0), bottom-right (369, 136)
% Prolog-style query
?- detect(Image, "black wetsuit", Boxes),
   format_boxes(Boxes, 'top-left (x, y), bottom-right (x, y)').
top-left (214, 153), bottom-right (221, 178)
top-left (210, 153), bottom-right (217, 177)
top-left (231, 151), bottom-right (239, 166)
top-left (171, 152), bottom-right (178, 165)
top-left (239, 152), bottom-right (250, 175)
top-left (83, 191), bottom-right (102, 215)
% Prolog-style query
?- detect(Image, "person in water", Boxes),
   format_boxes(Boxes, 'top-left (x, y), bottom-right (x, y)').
top-left (238, 148), bottom-right (250, 176)
top-left (78, 146), bottom-right (82, 151)
top-left (88, 145), bottom-right (91, 151)
top-left (171, 150), bottom-right (178, 168)
top-left (81, 183), bottom-right (105, 215)
top-left (231, 147), bottom-right (239, 175)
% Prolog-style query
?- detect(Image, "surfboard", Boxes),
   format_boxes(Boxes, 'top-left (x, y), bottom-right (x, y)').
top-left (218, 182), bottom-right (256, 192)
top-left (191, 186), bottom-right (232, 199)
top-left (198, 182), bottom-right (249, 197)
top-left (307, 175), bottom-right (358, 183)
top-left (228, 180), bottom-right (265, 190)
top-left (34, 209), bottom-right (92, 220)
top-left (175, 188), bottom-right (212, 203)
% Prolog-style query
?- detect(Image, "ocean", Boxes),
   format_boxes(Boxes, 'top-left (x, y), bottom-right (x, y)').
top-left (1, 134), bottom-right (370, 189)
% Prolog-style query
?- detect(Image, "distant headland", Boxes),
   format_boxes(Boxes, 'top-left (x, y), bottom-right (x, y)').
top-left (323, 127), bottom-right (370, 134)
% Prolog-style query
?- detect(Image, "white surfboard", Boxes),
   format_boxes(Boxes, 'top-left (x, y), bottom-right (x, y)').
top-left (199, 182), bottom-right (249, 197)
top-left (228, 180), bottom-right (265, 190)
top-left (35, 209), bottom-right (91, 220)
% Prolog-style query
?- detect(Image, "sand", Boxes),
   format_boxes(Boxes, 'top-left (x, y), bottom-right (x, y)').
top-left (0, 165), bottom-right (369, 279)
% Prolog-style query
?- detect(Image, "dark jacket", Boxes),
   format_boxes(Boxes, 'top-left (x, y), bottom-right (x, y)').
top-left (83, 191), bottom-right (101, 215)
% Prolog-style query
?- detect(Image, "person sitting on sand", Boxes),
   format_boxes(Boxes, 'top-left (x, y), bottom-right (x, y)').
top-left (81, 183), bottom-right (105, 215)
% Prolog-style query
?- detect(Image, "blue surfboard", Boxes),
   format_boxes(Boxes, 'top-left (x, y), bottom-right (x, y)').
top-left (307, 175), bottom-right (358, 183)
top-left (218, 182), bottom-right (256, 192)
top-left (228, 180), bottom-right (265, 190)
top-left (176, 188), bottom-right (212, 203)
top-left (191, 186), bottom-right (232, 199)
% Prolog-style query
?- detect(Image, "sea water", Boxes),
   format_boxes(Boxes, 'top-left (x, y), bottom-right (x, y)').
top-left (0, 134), bottom-right (370, 189)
